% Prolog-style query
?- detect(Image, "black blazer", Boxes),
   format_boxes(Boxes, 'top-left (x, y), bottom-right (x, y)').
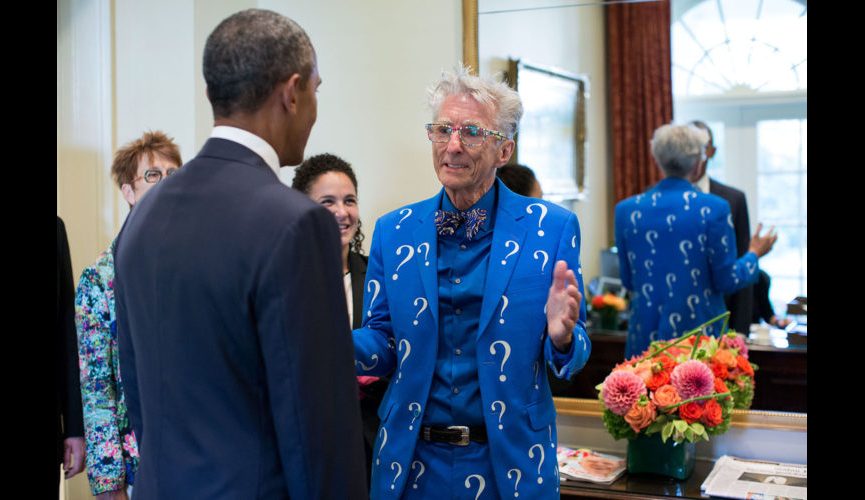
top-left (710, 178), bottom-right (754, 334)
top-left (114, 138), bottom-right (367, 499)
top-left (56, 217), bottom-right (84, 464)
top-left (348, 251), bottom-right (368, 330)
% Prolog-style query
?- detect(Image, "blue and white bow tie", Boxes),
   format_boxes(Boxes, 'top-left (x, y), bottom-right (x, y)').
top-left (434, 208), bottom-right (488, 240)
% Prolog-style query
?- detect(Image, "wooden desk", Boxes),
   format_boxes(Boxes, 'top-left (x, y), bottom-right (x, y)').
top-left (559, 459), bottom-right (714, 499)
top-left (549, 330), bottom-right (807, 412)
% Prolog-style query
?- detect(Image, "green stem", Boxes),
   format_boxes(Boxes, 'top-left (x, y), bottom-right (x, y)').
top-left (635, 311), bottom-right (731, 366)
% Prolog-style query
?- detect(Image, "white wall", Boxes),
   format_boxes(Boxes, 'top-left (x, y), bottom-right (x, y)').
top-left (478, 1), bottom-right (610, 285)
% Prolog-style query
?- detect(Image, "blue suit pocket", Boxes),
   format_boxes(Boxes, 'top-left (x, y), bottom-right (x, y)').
top-left (525, 399), bottom-right (556, 431)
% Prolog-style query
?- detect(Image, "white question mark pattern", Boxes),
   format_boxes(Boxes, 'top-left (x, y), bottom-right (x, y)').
top-left (665, 272), bottom-right (677, 297)
top-left (526, 203), bottom-right (548, 236)
top-left (393, 244), bottom-right (415, 280)
top-left (683, 191), bottom-right (697, 210)
top-left (645, 230), bottom-right (659, 254)
top-left (691, 268), bottom-right (701, 286)
top-left (533, 250), bottom-right (549, 272)
top-left (700, 206), bottom-right (711, 224)
top-left (686, 294), bottom-right (699, 319)
top-left (528, 444), bottom-right (545, 484)
top-left (491, 400), bottom-right (506, 429)
top-left (630, 210), bottom-right (642, 234)
top-left (465, 474), bottom-right (486, 500)
top-left (642, 283), bottom-right (654, 307)
top-left (502, 240), bottom-right (520, 265)
top-left (377, 428), bottom-right (387, 465)
top-left (679, 240), bottom-right (693, 265)
top-left (397, 339), bottom-right (411, 381)
top-left (411, 460), bottom-right (425, 489)
top-left (408, 402), bottom-right (421, 430)
top-left (499, 295), bottom-right (509, 324)
top-left (669, 313), bottom-right (682, 332)
top-left (412, 297), bottom-right (428, 326)
top-left (666, 214), bottom-right (676, 232)
top-left (490, 340), bottom-right (511, 382)
top-left (366, 279), bottom-right (380, 317)
top-left (390, 462), bottom-right (402, 490)
top-left (507, 468), bottom-right (522, 497)
top-left (396, 208), bottom-right (412, 229)
top-left (416, 242), bottom-right (430, 266)
top-left (644, 259), bottom-right (654, 277)
top-left (357, 354), bottom-right (379, 371)
top-left (651, 191), bottom-right (662, 206)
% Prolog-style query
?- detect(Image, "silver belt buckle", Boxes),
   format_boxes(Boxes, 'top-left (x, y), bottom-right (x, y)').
top-left (448, 425), bottom-right (470, 446)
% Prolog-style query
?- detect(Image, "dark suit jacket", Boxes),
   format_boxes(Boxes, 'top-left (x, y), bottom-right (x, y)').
top-left (56, 217), bottom-right (84, 464)
top-left (114, 138), bottom-right (367, 499)
top-left (710, 178), bottom-right (754, 334)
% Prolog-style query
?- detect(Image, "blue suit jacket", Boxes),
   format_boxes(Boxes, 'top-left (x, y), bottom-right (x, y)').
top-left (614, 177), bottom-right (759, 358)
top-left (354, 179), bottom-right (591, 498)
top-left (114, 138), bottom-right (367, 499)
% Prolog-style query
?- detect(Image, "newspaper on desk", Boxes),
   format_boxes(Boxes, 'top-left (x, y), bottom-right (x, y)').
top-left (701, 455), bottom-right (807, 500)
top-left (557, 446), bottom-right (626, 484)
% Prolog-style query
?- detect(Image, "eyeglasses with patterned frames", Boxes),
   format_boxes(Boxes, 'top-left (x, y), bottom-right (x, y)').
top-left (133, 168), bottom-right (178, 184)
top-left (425, 123), bottom-right (509, 148)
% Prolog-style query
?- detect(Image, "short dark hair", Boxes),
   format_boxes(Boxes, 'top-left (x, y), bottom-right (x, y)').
top-left (203, 9), bottom-right (315, 118)
top-left (293, 153), bottom-right (365, 255)
top-left (111, 130), bottom-right (182, 188)
top-left (496, 163), bottom-right (538, 197)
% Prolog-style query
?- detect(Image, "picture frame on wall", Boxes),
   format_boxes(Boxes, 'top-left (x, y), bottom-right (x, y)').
top-left (507, 58), bottom-right (589, 202)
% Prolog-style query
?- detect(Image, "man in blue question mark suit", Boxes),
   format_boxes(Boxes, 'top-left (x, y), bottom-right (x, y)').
top-left (614, 123), bottom-right (777, 358)
top-left (353, 66), bottom-right (591, 499)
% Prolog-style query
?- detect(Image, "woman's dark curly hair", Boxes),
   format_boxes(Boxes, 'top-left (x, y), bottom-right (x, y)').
top-left (292, 153), bottom-right (365, 255)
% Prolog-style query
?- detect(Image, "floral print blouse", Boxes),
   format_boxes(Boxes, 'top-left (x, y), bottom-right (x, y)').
top-left (75, 242), bottom-right (138, 495)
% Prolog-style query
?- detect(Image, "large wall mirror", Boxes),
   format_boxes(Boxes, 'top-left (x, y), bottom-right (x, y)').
top-left (464, 0), bottom-right (807, 416)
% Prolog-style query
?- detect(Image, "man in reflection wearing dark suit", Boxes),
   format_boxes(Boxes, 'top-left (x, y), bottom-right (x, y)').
top-left (113, 9), bottom-right (366, 499)
top-left (689, 120), bottom-right (754, 335)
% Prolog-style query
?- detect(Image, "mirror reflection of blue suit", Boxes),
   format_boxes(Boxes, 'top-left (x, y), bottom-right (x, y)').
top-left (354, 179), bottom-right (591, 499)
top-left (614, 177), bottom-right (760, 358)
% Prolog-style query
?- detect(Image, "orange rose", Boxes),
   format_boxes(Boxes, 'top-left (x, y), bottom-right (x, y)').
top-left (651, 384), bottom-right (681, 412)
top-left (679, 401), bottom-right (704, 424)
top-left (736, 356), bottom-right (754, 376)
top-left (714, 377), bottom-right (730, 395)
top-left (701, 398), bottom-right (724, 427)
top-left (711, 362), bottom-right (729, 380)
top-left (646, 370), bottom-right (671, 392)
top-left (712, 349), bottom-right (737, 368)
top-left (624, 401), bottom-right (657, 433)
top-left (633, 361), bottom-right (654, 384)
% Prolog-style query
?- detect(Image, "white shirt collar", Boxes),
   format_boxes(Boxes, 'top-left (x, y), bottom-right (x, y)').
top-left (210, 126), bottom-right (281, 176)
top-left (694, 173), bottom-right (710, 194)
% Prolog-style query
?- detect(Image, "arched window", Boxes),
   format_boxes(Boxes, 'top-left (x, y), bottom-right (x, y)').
top-left (672, 0), bottom-right (807, 320)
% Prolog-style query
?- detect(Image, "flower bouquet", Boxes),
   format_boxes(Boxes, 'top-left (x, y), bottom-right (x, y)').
top-left (596, 313), bottom-right (757, 478)
top-left (590, 293), bottom-right (627, 330)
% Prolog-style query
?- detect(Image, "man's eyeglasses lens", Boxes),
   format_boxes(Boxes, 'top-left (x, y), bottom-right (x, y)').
top-left (143, 168), bottom-right (177, 183)
top-left (426, 124), bottom-right (496, 147)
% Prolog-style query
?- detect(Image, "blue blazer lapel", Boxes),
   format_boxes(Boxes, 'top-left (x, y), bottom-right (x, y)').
top-left (411, 194), bottom-right (441, 328)
top-left (478, 181), bottom-right (527, 336)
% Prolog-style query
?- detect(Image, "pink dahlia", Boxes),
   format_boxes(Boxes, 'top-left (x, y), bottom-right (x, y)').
top-left (602, 370), bottom-right (647, 415)
top-left (722, 334), bottom-right (748, 359)
top-left (670, 360), bottom-right (715, 400)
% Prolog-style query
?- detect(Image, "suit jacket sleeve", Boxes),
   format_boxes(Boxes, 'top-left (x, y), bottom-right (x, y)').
top-left (544, 212), bottom-right (591, 380)
top-left (707, 202), bottom-right (760, 293)
top-left (614, 202), bottom-right (633, 292)
top-left (353, 218), bottom-right (398, 377)
top-left (58, 217), bottom-right (85, 438)
top-left (255, 206), bottom-right (367, 499)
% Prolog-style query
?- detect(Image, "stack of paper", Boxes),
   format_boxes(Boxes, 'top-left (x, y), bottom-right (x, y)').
top-left (557, 446), bottom-right (626, 484)
top-left (701, 455), bottom-right (807, 500)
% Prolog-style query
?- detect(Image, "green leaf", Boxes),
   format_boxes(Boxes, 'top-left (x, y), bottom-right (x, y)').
top-left (690, 422), bottom-right (705, 434)
top-left (684, 428), bottom-right (694, 442)
top-left (661, 421), bottom-right (674, 442)
top-left (673, 420), bottom-right (688, 433)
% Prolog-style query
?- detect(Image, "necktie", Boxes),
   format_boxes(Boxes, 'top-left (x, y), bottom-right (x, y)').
top-left (434, 208), bottom-right (488, 240)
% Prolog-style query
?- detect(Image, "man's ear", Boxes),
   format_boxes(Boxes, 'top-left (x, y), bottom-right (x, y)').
top-left (280, 73), bottom-right (303, 114)
top-left (497, 139), bottom-right (515, 166)
top-left (121, 183), bottom-right (136, 207)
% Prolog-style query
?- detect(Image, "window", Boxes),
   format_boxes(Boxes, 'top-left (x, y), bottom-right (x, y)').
top-left (672, 0), bottom-right (807, 316)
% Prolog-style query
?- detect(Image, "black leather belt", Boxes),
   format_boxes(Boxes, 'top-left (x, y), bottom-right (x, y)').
top-left (421, 425), bottom-right (487, 446)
